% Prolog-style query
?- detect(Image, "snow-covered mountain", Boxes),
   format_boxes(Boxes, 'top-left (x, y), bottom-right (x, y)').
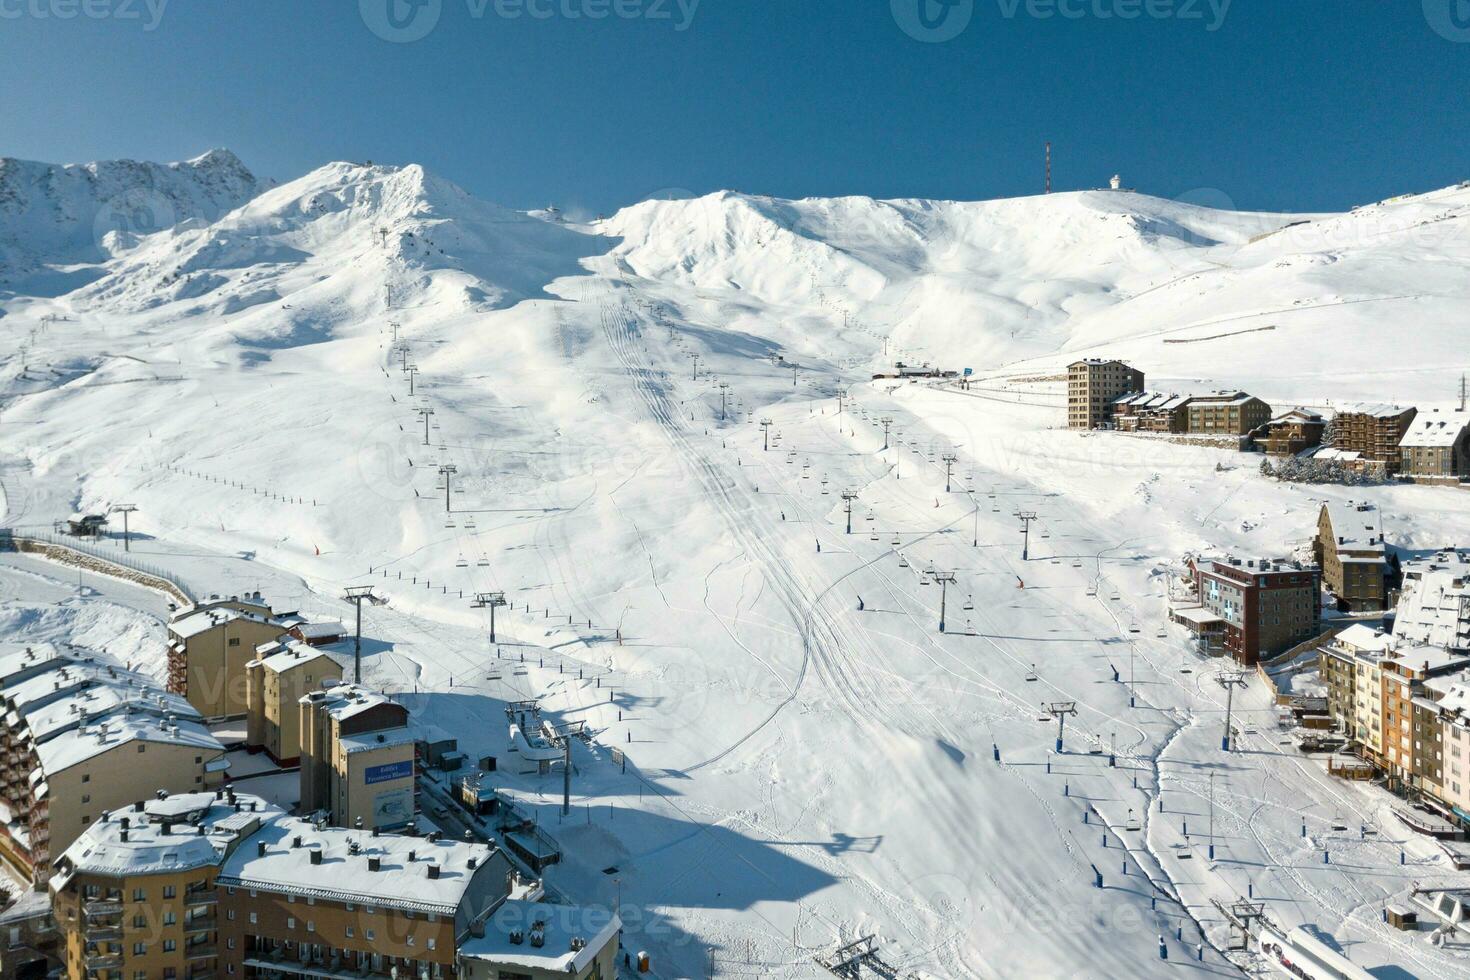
top-left (5, 154), bottom-right (1470, 978)
top-left (0, 149), bottom-right (259, 292)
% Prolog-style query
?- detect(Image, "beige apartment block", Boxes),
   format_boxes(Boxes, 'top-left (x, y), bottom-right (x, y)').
top-left (245, 640), bottom-right (343, 766)
top-left (0, 645), bottom-right (227, 886)
top-left (299, 685), bottom-right (415, 831)
top-left (168, 597), bottom-right (293, 722)
top-left (1067, 359), bottom-right (1144, 430)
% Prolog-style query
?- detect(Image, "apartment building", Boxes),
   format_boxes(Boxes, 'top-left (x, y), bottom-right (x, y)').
top-left (245, 641), bottom-right (343, 766)
top-left (1399, 407), bottom-right (1470, 480)
top-left (1066, 359), bottom-right (1144, 430)
top-left (1186, 557), bottom-right (1322, 666)
top-left (1110, 391), bottom-right (1190, 433)
top-left (50, 792), bottom-right (279, 980)
top-left (1392, 549), bottom-right (1470, 649)
top-left (1318, 624), bottom-right (1470, 777)
top-left (458, 900), bottom-right (621, 980)
top-left (0, 645), bottom-right (227, 886)
top-left (1330, 403), bottom-right (1417, 474)
top-left (1183, 391), bottom-right (1273, 437)
top-left (1250, 408), bottom-right (1326, 457)
top-left (1439, 683), bottom-right (1470, 821)
top-left (51, 790), bottom-right (548, 980)
top-left (168, 596), bottom-right (293, 722)
top-left (1313, 501), bottom-right (1390, 612)
top-left (299, 685), bottom-right (415, 831)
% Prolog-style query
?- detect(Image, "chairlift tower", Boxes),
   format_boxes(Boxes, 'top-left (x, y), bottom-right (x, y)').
top-left (1217, 671), bottom-right (1248, 751)
top-left (342, 586), bottom-right (385, 684)
top-left (1015, 511), bottom-right (1038, 560)
top-left (942, 454), bottom-right (958, 492)
top-left (760, 419), bottom-right (773, 451)
top-left (880, 418), bottom-right (893, 451)
top-left (840, 491), bottom-right (859, 534)
top-left (689, 353), bottom-right (701, 380)
top-left (417, 406), bottom-right (435, 446)
top-left (472, 592), bottom-right (509, 643)
top-left (718, 382), bottom-right (731, 421)
top-left (408, 366), bottom-right (420, 396)
top-left (438, 464), bottom-right (458, 513)
top-left (1045, 701), bottom-right (1078, 753)
top-left (932, 570), bottom-right (958, 633)
top-left (110, 504), bottom-right (138, 552)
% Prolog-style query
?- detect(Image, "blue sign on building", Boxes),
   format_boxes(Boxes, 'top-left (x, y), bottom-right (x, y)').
top-left (963, 368), bottom-right (973, 377)
top-left (364, 760), bottom-right (414, 785)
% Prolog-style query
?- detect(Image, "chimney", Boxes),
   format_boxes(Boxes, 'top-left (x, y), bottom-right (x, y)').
top-left (309, 850), bottom-right (323, 866)
top-left (368, 856), bottom-right (381, 872)
top-left (293, 836), bottom-right (303, 849)
top-left (120, 829), bottom-right (129, 842)
top-left (407, 850), bottom-right (417, 862)
top-left (426, 864), bottom-right (440, 879)
top-left (160, 821), bottom-right (172, 837)
top-left (467, 857), bottom-right (477, 870)
top-left (257, 841), bottom-right (268, 858)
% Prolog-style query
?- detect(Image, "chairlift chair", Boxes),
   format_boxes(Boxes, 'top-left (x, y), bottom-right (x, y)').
top-left (898, 557), bottom-right (909, 568)
top-left (1025, 665), bottom-right (1039, 682)
top-left (477, 558), bottom-right (490, 568)
top-left (455, 556), bottom-right (468, 569)
top-left (963, 595), bottom-right (974, 611)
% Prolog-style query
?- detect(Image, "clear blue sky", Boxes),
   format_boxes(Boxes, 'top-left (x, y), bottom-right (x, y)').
top-left (1, 0), bottom-right (1466, 214)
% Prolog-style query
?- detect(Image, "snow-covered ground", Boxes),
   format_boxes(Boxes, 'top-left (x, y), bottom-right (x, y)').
top-left (3, 153), bottom-right (1470, 977)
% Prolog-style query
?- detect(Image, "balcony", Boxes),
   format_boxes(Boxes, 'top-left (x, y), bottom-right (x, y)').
top-left (84, 900), bottom-right (123, 917)
top-left (84, 952), bottom-right (122, 970)
top-left (87, 925), bottom-right (123, 942)
top-left (185, 916), bottom-right (217, 934)
top-left (184, 891), bottom-right (219, 907)
top-left (185, 943), bottom-right (219, 960)
top-left (243, 950), bottom-right (396, 980)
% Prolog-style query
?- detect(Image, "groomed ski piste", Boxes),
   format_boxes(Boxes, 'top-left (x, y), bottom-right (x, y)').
top-left (3, 155), bottom-right (1470, 977)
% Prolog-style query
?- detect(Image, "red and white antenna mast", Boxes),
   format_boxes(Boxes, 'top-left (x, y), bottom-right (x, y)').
top-left (1045, 141), bottom-right (1052, 195)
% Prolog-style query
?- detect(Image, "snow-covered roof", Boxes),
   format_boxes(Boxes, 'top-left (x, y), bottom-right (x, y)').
top-left (1332, 623), bottom-right (1396, 655)
top-left (1188, 390), bottom-right (1260, 407)
top-left (460, 900), bottom-right (620, 974)
top-left (0, 643), bottom-right (73, 685)
top-left (301, 683), bottom-right (401, 722)
top-left (293, 621), bottom-right (346, 639)
top-left (55, 792), bottom-right (279, 880)
top-left (250, 639), bottom-right (341, 676)
top-left (0, 653), bottom-right (219, 777)
top-left (1332, 624), bottom-right (1467, 673)
top-left (33, 711), bottom-right (223, 777)
top-left (217, 814), bottom-right (502, 915)
top-left (1394, 550), bottom-right (1470, 649)
top-left (1399, 408), bottom-right (1470, 448)
top-left (168, 605), bottom-right (283, 640)
top-left (1307, 447), bottom-right (1364, 462)
top-left (1266, 408), bottom-right (1325, 425)
top-left (1320, 500), bottom-right (1385, 557)
top-left (339, 725), bottom-right (415, 755)
top-left (1336, 402), bottom-right (1414, 419)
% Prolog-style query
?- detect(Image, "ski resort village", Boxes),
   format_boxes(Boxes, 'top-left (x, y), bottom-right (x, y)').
top-left (1, 149), bottom-right (1470, 980)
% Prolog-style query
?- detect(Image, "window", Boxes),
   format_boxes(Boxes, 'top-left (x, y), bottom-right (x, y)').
top-left (82, 795), bottom-right (92, 805)
top-left (133, 943), bottom-right (146, 955)
top-left (162, 940), bottom-right (176, 953)
top-left (137, 745), bottom-right (146, 753)
top-left (426, 939), bottom-right (436, 951)
top-left (162, 912), bottom-right (176, 926)
top-left (162, 886), bottom-right (176, 899)
top-left (365, 929), bottom-right (375, 941)
top-left (248, 913), bottom-right (257, 925)
top-left (307, 921), bottom-right (315, 933)
top-left (133, 915), bottom-right (146, 929)
top-left (228, 638), bottom-right (240, 647)
top-left (132, 889), bottom-right (145, 902)
top-left (287, 918), bottom-right (295, 930)
top-left (346, 927), bottom-right (355, 939)
top-left (227, 938), bottom-right (236, 950)
top-left (82, 773), bottom-right (90, 783)
top-left (226, 910), bottom-right (235, 921)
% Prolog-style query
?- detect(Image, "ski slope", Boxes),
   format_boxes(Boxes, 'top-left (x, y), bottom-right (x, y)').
top-left (3, 154), bottom-right (1470, 977)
